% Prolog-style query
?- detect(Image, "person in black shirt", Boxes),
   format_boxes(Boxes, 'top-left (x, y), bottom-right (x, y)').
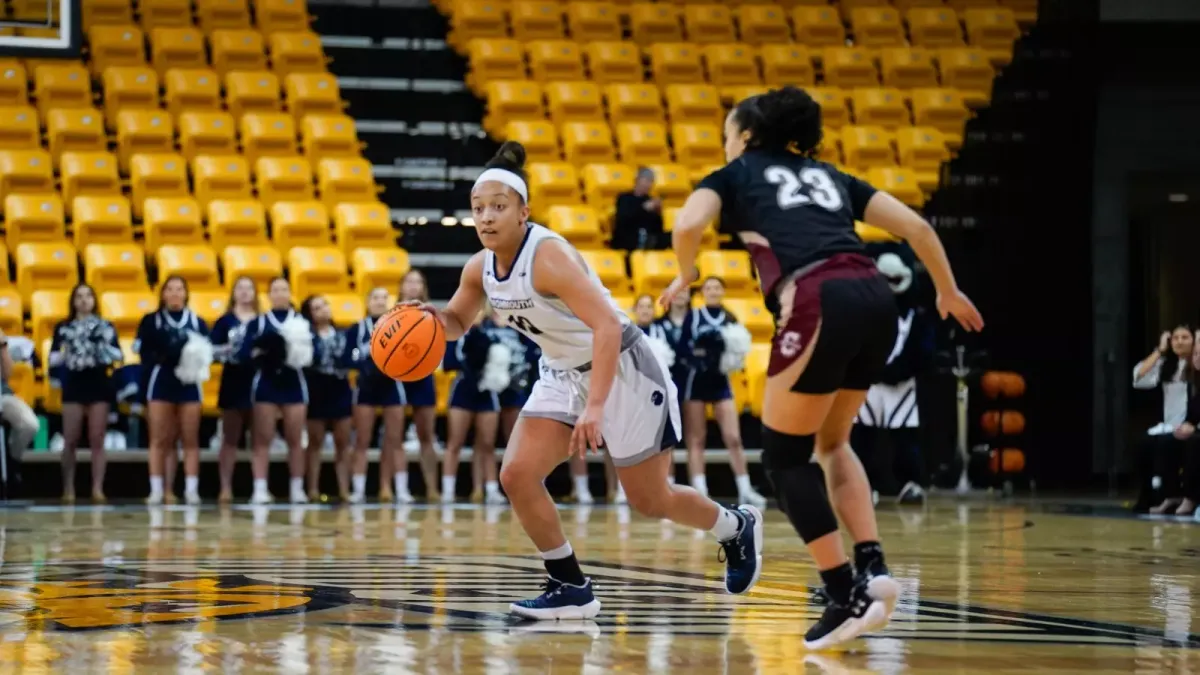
top-left (659, 86), bottom-right (984, 650)
top-left (611, 167), bottom-right (664, 251)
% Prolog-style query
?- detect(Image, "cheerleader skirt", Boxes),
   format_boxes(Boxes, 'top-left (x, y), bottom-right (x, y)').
top-left (449, 373), bottom-right (500, 413)
top-left (146, 364), bottom-right (202, 404)
top-left (355, 372), bottom-right (407, 408)
top-left (252, 367), bottom-right (308, 406)
top-left (681, 368), bottom-right (732, 403)
top-left (402, 375), bottom-right (436, 408)
top-left (307, 372), bottom-right (352, 420)
top-left (217, 364), bottom-right (254, 411)
top-left (62, 367), bottom-right (113, 405)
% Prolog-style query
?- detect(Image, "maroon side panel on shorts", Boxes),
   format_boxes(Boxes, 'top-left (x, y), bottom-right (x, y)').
top-left (767, 253), bottom-right (880, 378)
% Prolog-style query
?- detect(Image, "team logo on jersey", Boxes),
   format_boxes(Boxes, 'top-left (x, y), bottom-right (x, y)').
top-left (489, 298), bottom-right (535, 311)
top-left (651, 391), bottom-right (664, 406)
top-left (779, 331), bottom-right (802, 358)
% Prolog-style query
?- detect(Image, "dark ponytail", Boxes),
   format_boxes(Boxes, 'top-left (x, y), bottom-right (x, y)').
top-left (484, 140), bottom-right (528, 184)
top-left (732, 86), bottom-right (823, 157)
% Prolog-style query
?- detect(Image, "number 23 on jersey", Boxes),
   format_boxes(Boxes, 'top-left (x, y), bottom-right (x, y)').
top-left (764, 166), bottom-right (844, 211)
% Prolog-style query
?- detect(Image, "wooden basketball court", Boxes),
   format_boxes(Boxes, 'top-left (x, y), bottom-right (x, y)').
top-left (0, 500), bottom-right (1194, 673)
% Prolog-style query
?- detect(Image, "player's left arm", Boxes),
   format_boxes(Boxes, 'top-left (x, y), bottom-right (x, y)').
top-left (672, 188), bottom-right (722, 283)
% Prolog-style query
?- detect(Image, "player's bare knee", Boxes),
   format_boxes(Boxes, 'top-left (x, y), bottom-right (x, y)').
top-left (498, 460), bottom-right (534, 493)
top-left (624, 485), bottom-right (668, 519)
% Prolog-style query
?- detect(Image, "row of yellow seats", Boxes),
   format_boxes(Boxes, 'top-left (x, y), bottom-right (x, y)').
top-left (440, 0), bottom-right (1024, 11)
top-left (77, 0), bottom-right (312, 34)
top-left (86, 25), bottom-right (327, 77)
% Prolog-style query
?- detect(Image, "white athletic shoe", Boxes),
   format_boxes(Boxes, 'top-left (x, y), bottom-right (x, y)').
top-left (146, 492), bottom-right (164, 506)
top-left (440, 490), bottom-right (455, 505)
top-left (858, 574), bottom-right (901, 633)
top-left (485, 491), bottom-right (508, 506)
top-left (395, 491), bottom-right (416, 504)
top-left (250, 491), bottom-right (274, 505)
top-left (347, 492), bottom-right (365, 504)
top-left (184, 491), bottom-right (201, 506)
top-left (576, 490), bottom-right (595, 505)
top-left (290, 492), bottom-right (309, 505)
top-left (739, 488), bottom-right (768, 508)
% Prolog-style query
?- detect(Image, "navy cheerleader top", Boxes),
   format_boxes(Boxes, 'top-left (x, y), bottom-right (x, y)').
top-left (50, 316), bottom-right (122, 372)
top-left (445, 318), bottom-right (504, 375)
top-left (237, 308), bottom-right (311, 374)
top-left (342, 314), bottom-right (385, 381)
top-left (134, 308), bottom-right (209, 368)
top-left (680, 306), bottom-right (737, 374)
top-left (211, 311), bottom-right (255, 367)
top-left (311, 325), bottom-right (349, 379)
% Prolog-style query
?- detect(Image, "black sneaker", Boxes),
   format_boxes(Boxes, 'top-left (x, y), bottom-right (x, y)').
top-left (896, 481), bottom-right (926, 505)
top-left (803, 600), bottom-right (863, 650)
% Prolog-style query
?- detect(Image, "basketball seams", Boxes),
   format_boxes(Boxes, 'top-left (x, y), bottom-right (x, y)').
top-left (372, 308), bottom-right (444, 382)
top-left (381, 311), bottom-right (428, 371)
top-left (398, 314), bottom-right (442, 380)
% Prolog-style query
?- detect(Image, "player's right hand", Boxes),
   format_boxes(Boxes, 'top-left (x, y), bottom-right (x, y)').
top-left (396, 301), bottom-right (444, 325)
top-left (936, 289), bottom-right (984, 332)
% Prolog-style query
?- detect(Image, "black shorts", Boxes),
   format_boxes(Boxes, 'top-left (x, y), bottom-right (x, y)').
top-left (769, 253), bottom-right (898, 395)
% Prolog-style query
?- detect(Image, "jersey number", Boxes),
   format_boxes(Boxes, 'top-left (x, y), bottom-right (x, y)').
top-left (763, 166), bottom-right (844, 211)
top-left (508, 315), bottom-right (543, 336)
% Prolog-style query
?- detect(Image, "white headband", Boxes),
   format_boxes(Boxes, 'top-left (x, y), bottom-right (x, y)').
top-left (473, 168), bottom-right (528, 203)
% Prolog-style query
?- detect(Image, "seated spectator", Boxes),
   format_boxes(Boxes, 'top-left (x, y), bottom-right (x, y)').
top-left (1132, 325), bottom-right (1195, 513)
top-left (0, 328), bottom-right (38, 464)
top-left (612, 167), bottom-right (664, 251)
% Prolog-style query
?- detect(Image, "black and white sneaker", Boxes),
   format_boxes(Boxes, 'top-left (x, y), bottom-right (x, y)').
top-left (896, 482), bottom-right (926, 505)
top-left (854, 564), bottom-right (900, 634)
top-left (803, 599), bottom-right (864, 650)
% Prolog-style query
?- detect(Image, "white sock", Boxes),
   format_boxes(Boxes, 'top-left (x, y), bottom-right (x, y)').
top-left (574, 475), bottom-right (590, 496)
top-left (442, 475), bottom-right (455, 498)
top-left (709, 507), bottom-right (742, 542)
top-left (290, 477), bottom-right (304, 495)
top-left (394, 472), bottom-right (408, 496)
top-left (485, 480), bottom-right (500, 496)
top-left (149, 475), bottom-right (163, 496)
top-left (352, 474), bottom-right (366, 496)
top-left (539, 541), bottom-right (573, 560)
top-left (253, 478), bottom-right (268, 495)
top-left (185, 475), bottom-right (199, 494)
top-left (735, 474), bottom-right (752, 495)
top-left (691, 474), bottom-right (708, 494)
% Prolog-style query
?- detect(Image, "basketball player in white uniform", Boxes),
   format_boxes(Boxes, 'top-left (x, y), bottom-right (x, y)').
top-left (404, 142), bottom-right (764, 620)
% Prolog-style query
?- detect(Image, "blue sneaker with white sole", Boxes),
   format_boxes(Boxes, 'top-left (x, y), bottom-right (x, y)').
top-left (718, 505), bottom-right (764, 594)
top-left (510, 577), bottom-right (602, 621)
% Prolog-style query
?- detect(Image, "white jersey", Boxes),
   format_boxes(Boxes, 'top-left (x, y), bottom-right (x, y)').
top-left (483, 223), bottom-right (630, 370)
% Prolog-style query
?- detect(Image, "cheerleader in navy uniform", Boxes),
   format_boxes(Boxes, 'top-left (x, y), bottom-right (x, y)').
top-left (241, 277), bottom-right (313, 504)
top-left (399, 269), bottom-right (441, 500)
top-left (51, 283), bottom-right (122, 503)
top-left (680, 277), bottom-right (766, 506)
top-left (660, 291), bottom-right (691, 406)
top-left (211, 276), bottom-right (259, 503)
top-left (345, 287), bottom-right (413, 504)
top-left (135, 275), bottom-right (211, 505)
top-left (301, 294), bottom-right (353, 501)
top-left (441, 311), bottom-right (504, 504)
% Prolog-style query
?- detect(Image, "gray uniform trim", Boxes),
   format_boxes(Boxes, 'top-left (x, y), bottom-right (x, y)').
top-left (610, 334), bottom-right (677, 468)
top-left (575, 324), bottom-right (645, 373)
top-left (520, 409), bottom-right (580, 427)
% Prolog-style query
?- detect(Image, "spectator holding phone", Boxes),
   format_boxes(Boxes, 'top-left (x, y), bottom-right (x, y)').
top-left (1132, 324), bottom-right (1194, 513)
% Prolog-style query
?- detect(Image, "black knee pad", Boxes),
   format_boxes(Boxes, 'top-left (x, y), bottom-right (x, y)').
top-left (761, 426), bottom-right (839, 544)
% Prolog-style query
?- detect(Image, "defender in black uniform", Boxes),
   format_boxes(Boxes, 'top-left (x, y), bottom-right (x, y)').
top-left (660, 86), bottom-right (984, 650)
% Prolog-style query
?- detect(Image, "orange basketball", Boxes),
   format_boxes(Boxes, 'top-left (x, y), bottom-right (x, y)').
top-left (370, 307), bottom-right (445, 382)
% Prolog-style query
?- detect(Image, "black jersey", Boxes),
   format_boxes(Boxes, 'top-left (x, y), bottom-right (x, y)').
top-left (697, 149), bottom-right (877, 300)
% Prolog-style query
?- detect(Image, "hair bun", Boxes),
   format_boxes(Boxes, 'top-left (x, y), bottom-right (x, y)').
top-left (487, 141), bottom-right (527, 172)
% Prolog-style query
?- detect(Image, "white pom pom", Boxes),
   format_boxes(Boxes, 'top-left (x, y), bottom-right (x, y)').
top-left (646, 335), bottom-right (675, 370)
top-left (719, 323), bottom-right (752, 374)
top-left (479, 342), bottom-right (512, 392)
top-left (174, 332), bottom-right (214, 384)
top-left (280, 316), bottom-right (314, 369)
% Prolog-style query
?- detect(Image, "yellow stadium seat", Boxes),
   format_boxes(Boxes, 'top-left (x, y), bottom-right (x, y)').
top-left (33, 63), bottom-right (92, 116)
top-left (745, 341), bottom-right (770, 417)
top-left (581, 163), bottom-right (635, 212)
top-left (736, 5), bottom-right (791, 45)
top-left (287, 246), bottom-right (348, 299)
top-left (334, 202), bottom-right (395, 253)
top-left (561, 121), bottom-right (616, 164)
top-left (583, 42), bottom-right (642, 84)
top-left (937, 47), bottom-right (995, 107)
top-left (895, 126), bottom-right (948, 191)
top-left (210, 29), bottom-right (268, 75)
top-left (664, 84), bottom-right (722, 126)
top-left (164, 68), bottom-right (222, 117)
top-left (527, 162), bottom-right (582, 208)
top-left (351, 247), bottom-right (409, 293)
top-left (0, 106), bottom-right (40, 150)
top-left (760, 44), bottom-right (815, 88)
top-left (698, 250), bottom-right (755, 295)
top-left (605, 83), bottom-right (664, 125)
top-left (256, 155), bottom-right (315, 206)
top-left (964, 7), bottom-right (1019, 65)
top-left (819, 127), bottom-right (843, 164)
top-left (223, 245), bottom-right (283, 289)
top-left (701, 44), bottom-right (760, 87)
top-left (841, 126), bottom-right (896, 170)
top-left (645, 163), bottom-right (692, 206)
top-left (101, 67), bottom-right (159, 125)
top-left (129, 154), bottom-right (189, 218)
top-left (271, 200), bottom-right (330, 251)
top-left (115, 110), bottom-right (175, 171)
top-left (196, 0), bottom-right (252, 31)
top-left (208, 199), bottom-right (268, 253)
top-left (867, 166), bottom-right (925, 208)
top-left (0, 62), bottom-right (27, 107)
top-left (190, 290), bottom-right (228, 329)
top-left (0, 288), bottom-right (21, 337)
top-left (578, 248), bottom-right (630, 292)
top-left (143, 196), bottom-right (203, 254)
top-left (724, 297), bottom-right (773, 342)
top-left (807, 87), bottom-right (850, 128)
top-left (99, 291), bottom-right (157, 337)
top-left (157, 244), bottom-right (221, 289)
top-left (792, 6), bottom-right (846, 46)
top-left (139, 0), bottom-right (191, 29)
top-left (317, 158), bottom-right (378, 207)
top-left (0, 149), bottom-right (53, 204)
top-left (662, 205), bottom-right (717, 249)
top-left (46, 108), bottom-right (106, 163)
top-left (150, 27), bottom-right (207, 76)
top-left (822, 48), bottom-right (879, 89)
top-left (88, 25), bottom-right (146, 75)
top-left (84, 242), bottom-right (147, 293)
top-left (616, 122), bottom-right (671, 164)
top-left (851, 88), bottom-right (911, 129)
top-left (547, 205), bottom-right (604, 248)
top-left (671, 123), bottom-right (723, 167)
top-left (505, 120), bottom-right (560, 162)
top-left (193, 155), bottom-right (252, 207)
top-left (300, 113), bottom-right (361, 163)
top-left (241, 112), bottom-right (299, 163)
top-left (511, 1), bottom-right (566, 41)
top-left (648, 43), bottom-right (704, 86)
top-left (178, 111), bottom-right (238, 160)
top-left (850, 7), bottom-right (905, 47)
top-left (907, 8), bottom-right (965, 48)
top-left (911, 88), bottom-right (969, 148)
top-left (895, 0), bottom-right (946, 7)
top-left (268, 31), bottom-right (326, 76)
top-left (1000, 0), bottom-right (1037, 24)
top-left (629, 250), bottom-right (676, 297)
top-left (629, 3), bottom-right (683, 44)
top-left (31, 290), bottom-right (70, 351)
top-left (323, 292), bottom-right (364, 326)
top-left (545, 81), bottom-right (604, 125)
top-left (226, 70), bottom-right (282, 118)
top-left (73, 195), bottom-right (133, 247)
top-left (482, 80), bottom-right (545, 137)
top-left (82, 0), bottom-right (134, 29)
top-left (880, 47), bottom-right (939, 89)
top-left (256, 0), bottom-right (312, 34)
top-left (449, 1), bottom-right (508, 48)
top-left (17, 241), bottom-right (77, 302)
top-left (526, 40), bottom-right (586, 82)
top-left (284, 72), bottom-right (343, 119)
top-left (566, 3), bottom-right (623, 42)
top-left (466, 39), bottom-right (526, 93)
top-left (682, 4), bottom-right (736, 44)
top-left (4, 194), bottom-right (63, 248)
